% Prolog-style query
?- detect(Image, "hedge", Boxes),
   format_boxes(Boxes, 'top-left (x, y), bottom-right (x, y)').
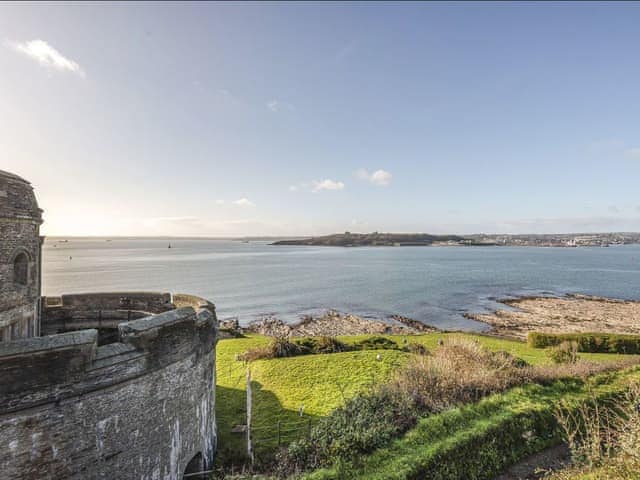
top-left (527, 332), bottom-right (640, 354)
top-left (304, 368), bottom-right (640, 480)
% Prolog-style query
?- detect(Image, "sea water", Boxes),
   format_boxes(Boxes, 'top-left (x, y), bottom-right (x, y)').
top-left (42, 238), bottom-right (640, 331)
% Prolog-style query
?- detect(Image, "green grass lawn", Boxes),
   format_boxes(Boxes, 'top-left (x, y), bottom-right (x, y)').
top-left (215, 332), bottom-right (632, 466)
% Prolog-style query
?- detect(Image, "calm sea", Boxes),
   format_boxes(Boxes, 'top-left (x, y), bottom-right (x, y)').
top-left (42, 238), bottom-right (640, 331)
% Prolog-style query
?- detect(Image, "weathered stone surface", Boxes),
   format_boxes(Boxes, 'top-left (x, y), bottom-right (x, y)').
top-left (0, 304), bottom-right (218, 480)
top-left (0, 170), bottom-right (43, 341)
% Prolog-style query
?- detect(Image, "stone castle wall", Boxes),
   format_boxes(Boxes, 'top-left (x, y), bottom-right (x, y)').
top-left (0, 171), bottom-right (43, 341)
top-left (0, 297), bottom-right (218, 480)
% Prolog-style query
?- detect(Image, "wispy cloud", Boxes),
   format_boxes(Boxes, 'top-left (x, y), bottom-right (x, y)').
top-left (289, 179), bottom-right (346, 193)
top-left (267, 100), bottom-right (280, 112)
top-left (624, 147), bottom-right (640, 159)
top-left (233, 198), bottom-right (255, 207)
top-left (311, 179), bottom-right (345, 192)
top-left (215, 199), bottom-right (225, 205)
top-left (6, 39), bottom-right (84, 76)
top-left (266, 98), bottom-right (294, 113)
top-left (355, 168), bottom-right (392, 186)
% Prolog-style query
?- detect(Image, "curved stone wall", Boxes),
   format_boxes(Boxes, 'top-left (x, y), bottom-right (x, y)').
top-left (0, 297), bottom-right (218, 480)
top-left (0, 170), bottom-right (43, 341)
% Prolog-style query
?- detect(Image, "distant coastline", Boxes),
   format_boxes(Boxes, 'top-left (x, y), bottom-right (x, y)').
top-left (271, 231), bottom-right (640, 248)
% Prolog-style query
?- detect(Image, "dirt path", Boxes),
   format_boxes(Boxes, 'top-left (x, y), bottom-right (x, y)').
top-left (495, 444), bottom-right (571, 480)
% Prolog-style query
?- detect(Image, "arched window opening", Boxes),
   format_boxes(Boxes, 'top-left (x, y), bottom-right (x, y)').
top-left (14, 253), bottom-right (29, 286)
top-left (183, 452), bottom-right (204, 479)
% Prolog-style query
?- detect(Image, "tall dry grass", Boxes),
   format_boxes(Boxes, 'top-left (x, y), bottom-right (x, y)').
top-left (549, 382), bottom-right (640, 479)
top-left (391, 338), bottom-right (638, 414)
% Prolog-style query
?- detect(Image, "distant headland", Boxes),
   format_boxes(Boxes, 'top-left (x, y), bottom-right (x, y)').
top-left (271, 231), bottom-right (640, 247)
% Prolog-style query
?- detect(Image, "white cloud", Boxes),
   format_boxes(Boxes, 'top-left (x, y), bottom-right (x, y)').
top-left (215, 199), bottom-right (225, 205)
top-left (355, 168), bottom-right (392, 186)
top-left (625, 147), bottom-right (640, 159)
top-left (6, 39), bottom-right (84, 76)
top-left (311, 179), bottom-right (345, 193)
top-left (289, 179), bottom-right (346, 193)
top-left (233, 198), bottom-right (255, 207)
top-left (267, 100), bottom-right (280, 112)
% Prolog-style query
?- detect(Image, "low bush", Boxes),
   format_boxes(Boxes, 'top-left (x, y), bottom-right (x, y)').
top-left (277, 385), bottom-right (417, 475)
top-left (240, 336), bottom-right (408, 362)
top-left (391, 338), bottom-right (531, 412)
top-left (548, 341), bottom-right (579, 364)
top-left (404, 342), bottom-right (429, 355)
top-left (295, 336), bottom-right (351, 354)
top-left (528, 332), bottom-right (640, 354)
top-left (238, 337), bottom-right (307, 361)
top-left (354, 336), bottom-right (399, 350)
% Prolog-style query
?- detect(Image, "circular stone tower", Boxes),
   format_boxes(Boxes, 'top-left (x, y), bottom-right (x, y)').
top-left (0, 170), bottom-right (43, 341)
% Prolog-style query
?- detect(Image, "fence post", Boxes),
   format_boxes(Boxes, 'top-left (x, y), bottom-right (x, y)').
top-left (247, 369), bottom-right (253, 464)
top-left (277, 420), bottom-right (281, 446)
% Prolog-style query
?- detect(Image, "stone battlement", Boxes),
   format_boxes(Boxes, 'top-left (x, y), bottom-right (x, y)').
top-left (40, 292), bottom-right (184, 343)
top-left (0, 296), bottom-right (216, 413)
top-left (1, 169), bottom-right (219, 479)
top-left (0, 292), bottom-right (218, 480)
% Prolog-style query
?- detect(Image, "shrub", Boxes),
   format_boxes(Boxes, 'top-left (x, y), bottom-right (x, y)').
top-left (240, 335), bottom-right (406, 362)
top-left (295, 336), bottom-right (351, 354)
top-left (548, 341), bottom-right (580, 364)
top-left (354, 336), bottom-right (399, 350)
top-left (404, 342), bottom-right (429, 355)
top-left (276, 385), bottom-right (417, 475)
top-left (271, 336), bottom-right (307, 357)
top-left (239, 337), bottom-right (308, 361)
top-left (528, 332), bottom-right (640, 354)
top-left (391, 338), bottom-right (530, 412)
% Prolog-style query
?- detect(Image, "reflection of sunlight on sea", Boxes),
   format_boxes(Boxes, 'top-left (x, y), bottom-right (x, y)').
top-left (42, 239), bottom-right (640, 331)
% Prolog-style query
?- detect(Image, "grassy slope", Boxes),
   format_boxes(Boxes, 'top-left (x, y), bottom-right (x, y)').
top-left (215, 333), bottom-right (627, 464)
top-left (303, 367), bottom-right (640, 480)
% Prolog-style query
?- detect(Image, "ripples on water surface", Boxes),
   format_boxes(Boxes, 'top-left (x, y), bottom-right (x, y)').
top-left (42, 238), bottom-right (640, 331)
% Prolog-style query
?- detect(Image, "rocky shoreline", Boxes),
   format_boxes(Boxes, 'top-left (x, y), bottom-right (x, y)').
top-left (466, 294), bottom-right (640, 340)
top-left (221, 310), bottom-right (438, 337)
top-left (219, 293), bottom-right (640, 340)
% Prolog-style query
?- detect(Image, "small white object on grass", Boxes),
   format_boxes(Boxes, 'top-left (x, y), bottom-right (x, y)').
top-left (376, 354), bottom-right (382, 361)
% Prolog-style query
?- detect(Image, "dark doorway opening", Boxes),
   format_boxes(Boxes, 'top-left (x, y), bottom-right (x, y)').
top-left (183, 452), bottom-right (204, 479)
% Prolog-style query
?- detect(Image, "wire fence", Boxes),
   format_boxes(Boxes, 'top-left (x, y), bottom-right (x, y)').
top-left (251, 418), bottom-right (313, 447)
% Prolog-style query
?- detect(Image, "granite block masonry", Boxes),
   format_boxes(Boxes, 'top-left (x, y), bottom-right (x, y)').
top-left (0, 170), bottom-right (218, 479)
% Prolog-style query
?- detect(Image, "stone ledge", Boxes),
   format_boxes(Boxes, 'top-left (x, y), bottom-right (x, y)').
top-left (0, 329), bottom-right (97, 358)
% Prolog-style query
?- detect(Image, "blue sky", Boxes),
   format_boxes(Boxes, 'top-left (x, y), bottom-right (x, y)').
top-left (1, 2), bottom-right (639, 236)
